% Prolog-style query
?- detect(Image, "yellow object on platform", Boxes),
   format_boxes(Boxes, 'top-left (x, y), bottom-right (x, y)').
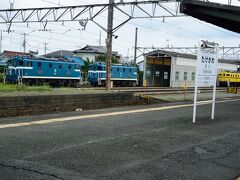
top-left (227, 87), bottom-right (238, 94)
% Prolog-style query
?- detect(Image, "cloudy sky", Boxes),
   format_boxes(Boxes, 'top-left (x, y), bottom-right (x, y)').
top-left (0, 0), bottom-right (239, 62)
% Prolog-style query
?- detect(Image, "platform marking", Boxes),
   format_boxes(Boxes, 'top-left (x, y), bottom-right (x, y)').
top-left (0, 98), bottom-right (239, 129)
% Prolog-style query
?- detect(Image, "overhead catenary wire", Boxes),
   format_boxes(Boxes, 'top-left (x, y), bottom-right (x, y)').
top-left (1, 0), bottom-right (239, 55)
top-left (0, 0), bottom-right (204, 44)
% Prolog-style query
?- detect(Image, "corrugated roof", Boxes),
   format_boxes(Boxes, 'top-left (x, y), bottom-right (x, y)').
top-left (145, 50), bottom-right (240, 65)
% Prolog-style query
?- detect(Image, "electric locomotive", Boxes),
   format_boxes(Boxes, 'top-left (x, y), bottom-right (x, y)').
top-left (5, 56), bottom-right (84, 87)
top-left (88, 62), bottom-right (138, 87)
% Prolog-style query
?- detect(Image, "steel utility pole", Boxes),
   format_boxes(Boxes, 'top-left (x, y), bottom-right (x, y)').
top-left (99, 31), bottom-right (102, 46)
top-left (0, 30), bottom-right (2, 53)
top-left (134, 27), bottom-right (138, 65)
top-left (44, 42), bottom-right (48, 54)
top-left (106, 0), bottom-right (114, 91)
top-left (23, 33), bottom-right (26, 52)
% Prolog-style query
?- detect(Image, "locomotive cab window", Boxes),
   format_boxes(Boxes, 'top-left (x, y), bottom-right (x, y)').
top-left (13, 61), bottom-right (16, 66)
top-left (75, 65), bottom-right (80, 70)
top-left (123, 68), bottom-right (125, 72)
top-left (27, 61), bottom-right (32, 67)
top-left (117, 68), bottom-right (119, 72)
top-left (129, 68), bottom-right (131, 72)
top-left (49, 63), bottom-right (52, 68)
top-left (38, 62), bottom-right (42, 68)
top-left (68, 65), bottom-right (72, 69)
top-left (18, 60), bottom-right (24, 66)
top-left (58, 64), bottom-right (62, 69)
top-left (97, 66), bottom-right (102, 70)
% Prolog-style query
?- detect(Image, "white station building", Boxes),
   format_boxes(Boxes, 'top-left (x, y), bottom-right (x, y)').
top-left (142, 50), bottom-right (239, 87)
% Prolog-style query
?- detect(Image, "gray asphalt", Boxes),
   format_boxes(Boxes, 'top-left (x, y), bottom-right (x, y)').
top-left (0, 99), bottom-right (240, 180)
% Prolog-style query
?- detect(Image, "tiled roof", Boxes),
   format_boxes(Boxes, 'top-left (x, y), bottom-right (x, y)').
top-left (73, 45), bottom-right (118, 55)
top-left (0, 50), bottom-right (31, 58)
top-left (44, 50), bottom-right (74, 58)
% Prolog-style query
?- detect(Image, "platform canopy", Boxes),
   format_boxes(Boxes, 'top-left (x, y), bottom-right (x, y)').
top-left (180, 0), bottom-right (240, 33)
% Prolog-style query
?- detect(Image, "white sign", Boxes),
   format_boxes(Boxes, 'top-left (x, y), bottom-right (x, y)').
top-left (196, 52), bottom-right (218, 87)
top-left (193, 41), bottom-right (218, 123)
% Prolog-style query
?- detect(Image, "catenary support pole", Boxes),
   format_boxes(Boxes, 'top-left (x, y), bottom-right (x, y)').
top-left (106, 0), bottom-right (114, 91)
top-left (99, 31), bottom-right (102, 46)
top-left (134, 27), bottom-right (138, 65)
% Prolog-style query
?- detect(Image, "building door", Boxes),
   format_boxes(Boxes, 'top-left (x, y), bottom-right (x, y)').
top-left (145, 57), bottom-right (171, 87)
top-left (162, 65), bottom-right (171, 87)
top-left (153, 65), bottom-right (161, 87)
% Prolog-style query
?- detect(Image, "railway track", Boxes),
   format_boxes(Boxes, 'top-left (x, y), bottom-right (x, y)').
top-left (112, 87), bottom-right (226, 93)
top-left (76, 86), bottom-right (227, 95)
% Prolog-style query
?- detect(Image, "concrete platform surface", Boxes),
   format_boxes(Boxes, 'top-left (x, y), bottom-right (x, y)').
top-left (0, 98), bottom-right (240, 179)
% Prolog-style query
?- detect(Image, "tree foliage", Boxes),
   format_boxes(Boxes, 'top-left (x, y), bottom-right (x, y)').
top-left (95, 55), bottom-right (120, 64)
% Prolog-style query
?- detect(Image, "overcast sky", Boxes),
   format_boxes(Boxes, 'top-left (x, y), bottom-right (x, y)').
top-left (0, 0), bottom-right (239, 62)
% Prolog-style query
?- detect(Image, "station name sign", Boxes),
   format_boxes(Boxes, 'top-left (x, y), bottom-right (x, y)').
top-left (196, 52), bottom-right (218, 87)
top-left (193, 41), bottom-right (218, 123)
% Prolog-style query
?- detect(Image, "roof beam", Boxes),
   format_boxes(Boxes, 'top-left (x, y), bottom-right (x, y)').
top-left (180, 0), bottom-right (240, 33)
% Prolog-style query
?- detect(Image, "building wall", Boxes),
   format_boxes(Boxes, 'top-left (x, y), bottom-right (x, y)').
top-left (170, 57), bottom-right (238, 88)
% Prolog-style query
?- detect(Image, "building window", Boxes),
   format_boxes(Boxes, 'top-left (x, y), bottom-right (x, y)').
top-left (38, 62), bottom-right (41, 68)
top-left (164, 72), bottom-right (168, 80)
top-left (49, 63), bottom-right (52, 68)
top-left (175, 71), bottom-right (179, 80)
top-left (192, 72), bottom-right (195, 81)
top-left (184, 72), bottom-right (188, 81)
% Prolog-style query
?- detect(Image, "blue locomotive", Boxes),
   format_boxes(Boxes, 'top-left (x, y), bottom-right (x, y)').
top-left (88, 62), bottom-right (138, 86)
top-left (5, 56), bottom-right (84, 87)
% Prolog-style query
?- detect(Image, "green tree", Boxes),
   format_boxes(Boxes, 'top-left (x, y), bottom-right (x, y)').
top-left (83, 57), bottom-right (92, 73)
top-left (111, 56), bottom-right (119, 64)
top-left (95, 55), bottom-right (120, 64)
top-left (95, 55), bottom-right (106, 62)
